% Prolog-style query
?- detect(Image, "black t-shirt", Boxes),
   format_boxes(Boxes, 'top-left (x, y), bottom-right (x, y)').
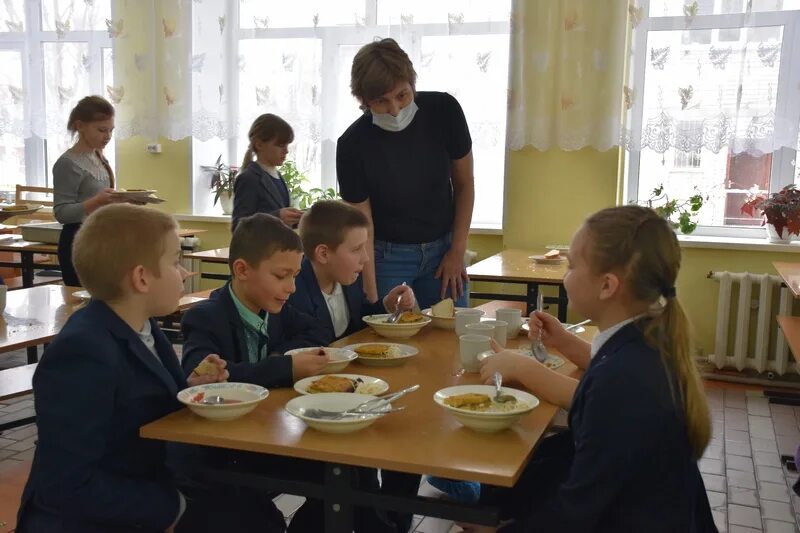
top-left (336, 91), bottom-right (472, 244)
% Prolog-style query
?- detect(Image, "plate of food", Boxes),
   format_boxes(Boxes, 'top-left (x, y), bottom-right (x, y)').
top-left (434, 384), bottom-right (539, 432)
top-left (283, 347), bottom-right (358, 374)
top-left (421, 298), bottom-right (472, 330)
top-left (293, 374), bottom-right (389, 396)
top-left (529, 249), bottom-right (566, 265)
top-left (478, 349), bottom-right (565, 370)
top-left (362, 312), bottom-right (431, 339)
top-left (0, 204), bottom-right (43, 218)
top-left (285, 392), bottom-right (393, 434)
top-left (342, 342), bottom-right (419, 367)
top-left (111, 189), bottom-right (157, 197)
top-left (177, 382), bottom-right (269, 421)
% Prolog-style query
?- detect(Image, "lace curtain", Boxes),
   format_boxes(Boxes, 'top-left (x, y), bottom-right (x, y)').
top-left (623, 2), bottom-right (800, 157)
top-left (505, 0), bottom-right (629, 151)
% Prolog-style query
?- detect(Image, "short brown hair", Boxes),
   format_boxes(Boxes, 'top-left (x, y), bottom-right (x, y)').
top-left (240, 113), bottom-right (294, 170)
top-left (229, 213), bottom-right (303, 270)
top-left (350, 38), bottom-right (417, 106)
top-left (73, 204), bottom-right (177, 302)
top-left (299, 201), bottom-right (369, 260)
top-left (67, 95), bottom-right (115, 133)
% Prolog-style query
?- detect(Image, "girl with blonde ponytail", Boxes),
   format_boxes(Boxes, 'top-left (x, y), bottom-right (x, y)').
top-left (231, 113), bottom-right (303, 231)
top-left (468, 205), bottom-right (716, 533)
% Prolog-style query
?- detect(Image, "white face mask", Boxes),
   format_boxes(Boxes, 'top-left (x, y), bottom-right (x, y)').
top-left (371, 100), bottom-right (418, 132)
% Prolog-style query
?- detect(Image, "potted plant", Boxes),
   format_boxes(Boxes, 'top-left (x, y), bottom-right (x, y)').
top-left (201, 155), bottom-right (237, 215)
top-left (280, 160), bottom-right (339, 208)
top-left (643, 184), bottom-right (705, 234)
top-left (741, 184), bottom-right (800, 243)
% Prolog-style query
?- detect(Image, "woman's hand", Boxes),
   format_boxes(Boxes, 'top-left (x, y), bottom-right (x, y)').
top-left (435, 248), bottom-right (468, 301)
top-left (279, 207), bottom-right (304, 226)
top-left (84, 188), bottom-right (120, 213)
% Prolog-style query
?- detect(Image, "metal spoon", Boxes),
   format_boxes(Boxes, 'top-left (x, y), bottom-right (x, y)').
top-left (385, 282), bottom-right (408, 323)
top-left (201, 395), bottom-right (226, 405)
top-left (530, 293), bottom-right (550, 363)
top-left (493, 373), bottom-right (516, 403)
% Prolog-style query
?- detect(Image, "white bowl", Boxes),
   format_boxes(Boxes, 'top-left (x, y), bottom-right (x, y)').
top-left (362, 313), bottom-right (431, 339)
top-left (341, 342), bottom-right (419, 367)
top-left (283, 347), bottom-right (358, 374)
top-left (293, 374), bottom-right (389, 396)
top-left (178, 382), bottom-right (269, 421)
top-left (434, 384), bottom-right (539, 433)
top-left (285, 392), bottom-right (390, 433)
top-left (420, 307), bottom-right (473, 330)
top-left (477, 348), bottom-right (566, 370)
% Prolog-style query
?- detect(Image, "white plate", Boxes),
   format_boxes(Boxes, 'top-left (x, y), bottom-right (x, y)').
top-left (420, 307), bottom-right (472, 330)
top-left (529, 255), bottom-right (565, 265)
top-left (293, 374), bottom-right (389, 396)
top-left (341, 342), bottom-right (419, 367)
top-left (478, 349), bottom-right (565, 370)
top-left (72, 290), bottom-right (91, 300)
top-left (0, 205), bottom-right (43, 217)
top-left (284, 347), bottom-right (358, 374)
top-left (135, 195), bottom-right (165, 204)
top-left (362, 313), bottom-right (431, 339)
top-left (434, 384), bottom-right (539, 433)
top-left (111, 189), bottom-right (157, 196)
top-left (178, 382), bottom-right (269, 421)
top-left (285, 392), bottom-right (390, 433)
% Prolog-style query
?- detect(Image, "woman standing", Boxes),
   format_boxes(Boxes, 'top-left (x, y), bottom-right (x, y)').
top-left (336, 38), bottom-right (475, 311)
top-left (53, 96), bottom-right (119, 287)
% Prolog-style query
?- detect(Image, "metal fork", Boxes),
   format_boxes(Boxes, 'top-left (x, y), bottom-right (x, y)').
top-left (530, 292), bottom-right (550, 363)
top-left (385, 282), bottom-right (408, 323)
top-left (300, 406), bottom-right (407, 420)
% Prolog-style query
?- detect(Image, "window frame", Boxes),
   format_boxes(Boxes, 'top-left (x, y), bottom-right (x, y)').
top-left (190, 0), bottom-right (510, 229)
top-left (624, 3), bottom-right (800, 238)
top-left (0, 0), bottom-right (114, 188)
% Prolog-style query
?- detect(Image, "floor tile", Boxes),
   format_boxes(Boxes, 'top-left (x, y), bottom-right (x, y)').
top-left (770, 404), bottom-right (795, 415)
top-left (752, 438), bottom-right (779, 454)
top-left (760, 500), bottom-right (795, 523)
top-left (729, 504), bottom-right (763, 529)
top-left (274, 494), bottom-right (306, 517)
top-left (0, 424), bottom-right (37, 441)
top-left (729, 440), bottom-right (754, 457)
top-left (759, 482), bottom-right (791, 503)
top-left (727, 429), bottom-right (751, 442)
top-left (702, 458), bottom-right (726, 475)
top-left (5, 435), bottom-right (36, 452)
top-left (762, 520), bottom-right (795, 533)
top-left (728, 487), bottom-right (759, 507)
top-left (755, 452), bottom-right (784, 468)
top-left (712, 509), bottom-right (728, 532)
top-left (750, 416), bottom-right (777, 440)
top-left (729, 469), bottom-right (758, 490)
top-left (704, 445), bottom-right (724, 460)
top-left (709, 491), bottom-right (728, 509)
top-left (729, 526), bottom-right (761, 533)
top-left (728, 455), bottom-right (755, 473)
top-left (758, 466), bottom-right (787, 484)
top-left (703, 473), bottom-right (727, 492)
top-left (748, 398), bottom-right (773, 417)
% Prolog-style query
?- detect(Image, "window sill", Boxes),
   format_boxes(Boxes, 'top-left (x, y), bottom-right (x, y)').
top-left (678, 234), bottom-right (800, 253)
top-left (176, 213), bottom-right (503, 235)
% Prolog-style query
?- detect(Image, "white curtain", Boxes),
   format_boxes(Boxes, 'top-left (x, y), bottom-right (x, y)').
top-left (505, 0), bottom-right (629, 151)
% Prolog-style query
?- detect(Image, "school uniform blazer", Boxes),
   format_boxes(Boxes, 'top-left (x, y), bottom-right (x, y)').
top-left (231, 161), bottom-right (291, 231)
top-left (181, 282), bottom-right (329, 388)
top-left (515, 323), bottom-right (716, 533)
top-left (288, 258), bottom-right (386, 343)
top-left (18, 301), bottom-right (186, 533)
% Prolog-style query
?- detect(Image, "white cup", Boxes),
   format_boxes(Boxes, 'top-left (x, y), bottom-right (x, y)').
top-left (481, 319), bottom-right (508, 347)
top-left (0, 285), bottom-right (6, 311)
top-left (455, 309), bottom-right (485, 336)
top-left (459, 334), bottom-right (492, 373)
top-left (465, 322), bottom-right (495, 337)
top-left (496, 308), bottom-right (522, 337)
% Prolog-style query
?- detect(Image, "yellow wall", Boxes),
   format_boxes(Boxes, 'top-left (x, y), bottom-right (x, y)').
top-left (114, 9), bottom-right (799, 356)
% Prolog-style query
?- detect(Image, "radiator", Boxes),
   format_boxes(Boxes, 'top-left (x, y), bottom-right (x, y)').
top-left (181, 237), bottom-right (201, 294)
top-left (708, 271), bottom-right (794, 375)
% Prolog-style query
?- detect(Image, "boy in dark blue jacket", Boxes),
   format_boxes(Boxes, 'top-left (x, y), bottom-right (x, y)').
top-left (15, 204), bottom-right (250, 533)
top-left (181, 213), bottom-right (331, 388)
top-left (289, 200), bottom-right (414, 342)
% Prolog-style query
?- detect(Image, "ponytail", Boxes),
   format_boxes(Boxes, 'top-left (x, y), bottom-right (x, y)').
top-left (240, 146), bottom-right (254, 173)
top-left (642, 298), bottom-right (711, 459)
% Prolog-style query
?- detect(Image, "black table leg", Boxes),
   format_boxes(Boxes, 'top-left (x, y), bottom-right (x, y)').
top-left (26, 346), bottom-right (37, 363)
top-left (526, 283), bottom-right (539, 316)
top-left (557, 285), bottom-right (568, 323)
top-left (21, 251), bottom-right (34, 288)
top-left (324, 463), bottom-right (355, 533)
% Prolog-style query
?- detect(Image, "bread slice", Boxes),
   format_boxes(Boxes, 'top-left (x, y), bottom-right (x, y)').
top-left (398, 311), bottom-right (425, 323)
top-left (431, 298), bottom-right (455, 318)
top-left (192, 359), bottom-right (218, 376)
top-left (543, 249), bottom-right (560, 259)
top-left (444, 393), bottom-right (491, 409)
top-left (308, 375), bottom-right (355, 393)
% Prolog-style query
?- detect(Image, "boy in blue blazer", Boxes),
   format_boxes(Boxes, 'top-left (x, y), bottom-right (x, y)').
top-left (290, 200), bottom-right (415, 342)
top-left (16, 205), bottom-right (247, 532)
top-left (182, 213), bottom-right (331, 390)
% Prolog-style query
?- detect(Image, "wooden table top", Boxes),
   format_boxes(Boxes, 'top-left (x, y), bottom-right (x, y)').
top-left (0, 228), bottom-right (207, 254)
top-left (468, 249), bottom-right (568, 284)
top-left (184, 247), bottom-right (230, 263)
top-left (774, 262), bottom-right (800, 298)
top-left (141, 315), bottom-right (591, 487)
top-left (777, 315), bottom-right (800, 363)
top-left (0, 286), bottom-right (211, 354)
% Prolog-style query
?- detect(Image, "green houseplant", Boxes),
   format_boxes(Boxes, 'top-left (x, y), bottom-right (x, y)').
top-left (280, 160), bottom-right (339, 209)
top-left (643, 184), bottom-right (705, 234)
top-left (200, 155), bottom-right (237, 214)
top-left (741, 184), bottom-right (800, 243)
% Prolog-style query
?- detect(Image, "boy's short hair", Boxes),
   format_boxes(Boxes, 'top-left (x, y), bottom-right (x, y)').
top-left (299, 201), bottom-right (369, 260)
top-left (73, 204), bottom-right (177, 302)
top-left (230, 213), bottom-right (303, 270)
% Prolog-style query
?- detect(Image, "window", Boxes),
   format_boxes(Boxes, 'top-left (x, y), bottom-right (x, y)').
top-left (626, 1), bottom-right (800, 236)
top-left (0, 0), bottom-right (114, 193)
top-left (190, 0), bottom-right (510, 229)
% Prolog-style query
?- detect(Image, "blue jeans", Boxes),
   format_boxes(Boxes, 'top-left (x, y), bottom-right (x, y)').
top-left (374, 234), bottom-right (469, 311)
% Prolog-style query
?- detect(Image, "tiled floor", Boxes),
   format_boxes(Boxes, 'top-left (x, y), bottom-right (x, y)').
top-left (3, 347), bottom-right (800, 532)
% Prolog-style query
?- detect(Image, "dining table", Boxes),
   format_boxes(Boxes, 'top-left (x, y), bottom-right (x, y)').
top-left (141, 302), bottom-right (595, 531)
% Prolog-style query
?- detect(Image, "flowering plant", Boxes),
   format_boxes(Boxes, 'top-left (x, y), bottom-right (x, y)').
top-left (741, 184), bottom-right (800, 237)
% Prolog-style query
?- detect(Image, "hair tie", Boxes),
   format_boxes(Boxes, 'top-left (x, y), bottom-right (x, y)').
top-left (662, 286), bottom-right (676, 298)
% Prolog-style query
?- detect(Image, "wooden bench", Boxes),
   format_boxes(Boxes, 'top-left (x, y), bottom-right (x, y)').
top-left (0, 459), bottom-right (31, 532)
top-left (0, 364), bottom-right (36, 433)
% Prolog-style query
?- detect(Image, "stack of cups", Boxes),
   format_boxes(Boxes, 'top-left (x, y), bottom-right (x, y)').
top-left (496, 308), bottom-right (523, 337)
top-left (466, 320), bottom-right (508, 347)
top-left (455, 309), bottom-right (484, 335)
